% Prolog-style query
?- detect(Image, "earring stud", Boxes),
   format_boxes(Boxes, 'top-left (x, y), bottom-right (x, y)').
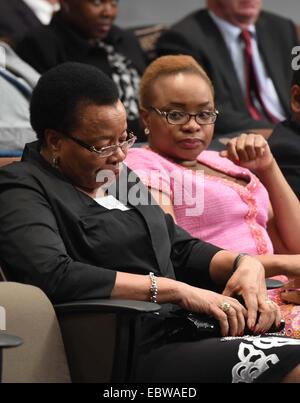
top-left (52, 156), bottom-right (59, 168)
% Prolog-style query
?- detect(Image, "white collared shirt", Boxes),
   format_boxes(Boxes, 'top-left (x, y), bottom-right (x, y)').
top-left (94, 195), bottom-right (131, 211)
top-left (22, 0), bottom-right (60, 25)
top-left (209, 11), bottom-right (286, 121)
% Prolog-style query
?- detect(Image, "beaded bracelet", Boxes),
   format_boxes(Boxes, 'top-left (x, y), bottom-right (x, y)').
top-left (149, 272), bottom-right (158, 303)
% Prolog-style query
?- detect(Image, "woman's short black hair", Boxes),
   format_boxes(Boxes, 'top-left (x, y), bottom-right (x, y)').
top-left (30, 62), bottom-right (119, 142)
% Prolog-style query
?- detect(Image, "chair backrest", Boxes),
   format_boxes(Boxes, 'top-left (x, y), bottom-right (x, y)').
top-left (0, 157), bottom-right (21, 167)
top-left (0, 282), bottom-right (71, 383)
top-left (130, 24), bottom-right (167, 61)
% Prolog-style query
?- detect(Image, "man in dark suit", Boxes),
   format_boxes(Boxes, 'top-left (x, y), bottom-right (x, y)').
top-left (268, 69), bottom-right (300, 199)
top-left (157, 0), bottom-right (298, 138)
top-left (17, 0), bottom-right (148, 140)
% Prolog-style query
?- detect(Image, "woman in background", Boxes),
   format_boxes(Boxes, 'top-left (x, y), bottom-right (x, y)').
top-left (16, 0), bottom-right (147, 140)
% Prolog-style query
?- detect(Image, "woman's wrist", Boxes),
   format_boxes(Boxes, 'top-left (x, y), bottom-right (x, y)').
top-left (156, 277), bottom-right (184, 305)
top-left (210, 250), bottom-right (242, 284)
top-left (257, 254), bottom-right (300, 278)
top-left (254, 156), bottom-right (276, 177)
top-left (231, 253), bottom-right (249, 275)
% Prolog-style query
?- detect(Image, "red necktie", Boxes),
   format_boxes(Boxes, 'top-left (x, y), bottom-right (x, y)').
top-left (241, 29), bottom-right (278, 123)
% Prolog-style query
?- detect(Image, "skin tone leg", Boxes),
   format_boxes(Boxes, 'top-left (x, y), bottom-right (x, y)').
top-left (281, 364), bottom-right (300, 383)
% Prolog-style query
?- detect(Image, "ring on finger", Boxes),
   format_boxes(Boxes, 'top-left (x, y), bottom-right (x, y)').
top-left (220, 302), bottom-right (231, 313)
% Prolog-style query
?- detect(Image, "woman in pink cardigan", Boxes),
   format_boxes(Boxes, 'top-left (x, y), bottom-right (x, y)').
top-left (126, 55), bottom-right (300, 338)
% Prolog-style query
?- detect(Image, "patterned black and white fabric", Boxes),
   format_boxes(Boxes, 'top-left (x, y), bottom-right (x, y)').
top-left (97, 41), bottom-right (140, 122)
top-left (136, 333), bottom-right (300, 383)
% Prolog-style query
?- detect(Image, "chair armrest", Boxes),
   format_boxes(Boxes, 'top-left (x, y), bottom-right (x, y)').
top-left (0, 333), bottom-right (23, 349)
top-left (54, 299), bottom-right (161, 382)
top-left (54, 298), bottom-right (161, 314)
top-left (0, 333), bottom-right (23, 382)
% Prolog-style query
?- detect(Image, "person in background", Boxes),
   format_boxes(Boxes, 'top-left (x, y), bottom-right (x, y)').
top-left (17, 0), bottom-right (147, 141)
top-left (156, 0), bottom-right (298, 139)
top-left (0, 0), bottom-right (59, 47)
top-left (125, 55), bottom-right (300, 338)
top-left (0, 40), bottom-right (38, 151)
top-left (268, 68), bottom-right (300, 200)
top-left (1, 62), bottom-right (300, 383)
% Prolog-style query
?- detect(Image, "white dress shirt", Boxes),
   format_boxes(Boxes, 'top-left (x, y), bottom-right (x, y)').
top-left (22, 0), bottom-right (60, 25)
top-left (209, 11), bottom-right (286, 121)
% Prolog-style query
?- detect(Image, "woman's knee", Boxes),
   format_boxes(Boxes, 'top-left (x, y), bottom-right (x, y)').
top-left (281, 364), bottom-right (300, 383)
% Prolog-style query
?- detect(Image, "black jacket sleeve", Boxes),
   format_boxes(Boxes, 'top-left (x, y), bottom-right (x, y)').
top-left (16, 27), bottom-right (66, 73)
top-left (0, 179), bottom-right (116, 304)
top-left (164, 214), bottom-right (222, 289)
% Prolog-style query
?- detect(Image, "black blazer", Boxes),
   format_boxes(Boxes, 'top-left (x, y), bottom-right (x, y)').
top-left (0, 0), bottom-right (41, 43)
top-left (16, 12), bottom-right (147, 76)
top-left (0, 142), bottom-right (220, 303)
top-left (269, 119), bottom-right (300, 199)
top-left (157, 9), bottom-right (298, 135)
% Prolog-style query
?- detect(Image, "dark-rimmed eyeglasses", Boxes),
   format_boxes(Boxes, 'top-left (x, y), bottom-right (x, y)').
top-left (62, 131), bottom-right (136, 158)
top-left (149, 107), bottom-right (219, 125)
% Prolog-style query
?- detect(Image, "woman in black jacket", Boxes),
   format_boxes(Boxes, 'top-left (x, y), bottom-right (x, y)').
top-left (17, 0), bottom-right (147, 140)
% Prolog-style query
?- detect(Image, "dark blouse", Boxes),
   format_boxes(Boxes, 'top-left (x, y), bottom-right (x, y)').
top-left (0, 142), bottom-right (221, 303)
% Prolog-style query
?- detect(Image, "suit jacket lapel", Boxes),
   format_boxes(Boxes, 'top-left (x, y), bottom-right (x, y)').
top-left (256, 15), bottom-right (290, 114)
top-left (198, 11), bottom-right (245, 103)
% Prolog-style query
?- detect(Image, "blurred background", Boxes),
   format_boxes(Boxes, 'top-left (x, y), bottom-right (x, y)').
top-left (116, 0), bottom-right (300, 28)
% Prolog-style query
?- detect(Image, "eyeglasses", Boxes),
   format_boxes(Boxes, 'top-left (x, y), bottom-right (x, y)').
top-left (62, 131), bottom-right (136, 158)
top-left (149, 107), bottom-right (219, 125)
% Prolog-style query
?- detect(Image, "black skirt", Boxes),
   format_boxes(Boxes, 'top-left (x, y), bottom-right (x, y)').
top-left (135, 313), bottom-right (300, 383)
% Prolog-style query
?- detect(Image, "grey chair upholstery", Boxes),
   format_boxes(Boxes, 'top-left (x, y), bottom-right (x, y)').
top-left (0, 282), bottom-right (71, 383)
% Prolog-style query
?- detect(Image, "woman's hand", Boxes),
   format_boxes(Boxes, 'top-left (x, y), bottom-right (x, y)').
top-left (281, 277), bottom-right (300, 304)
top-left (220, 133), bottom-right (274, 173)
top-left (223, 255), bottom-right (282, 334)
top-left (177, 283), bottom-right (247, 337)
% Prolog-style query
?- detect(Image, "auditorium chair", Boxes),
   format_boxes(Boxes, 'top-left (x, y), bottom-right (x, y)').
top-left (0, 150), bottom-right (22, 167)
top-left (130, 23), bottom-right (167, 61)
top-left (0, 271), bottom-right (160, 382)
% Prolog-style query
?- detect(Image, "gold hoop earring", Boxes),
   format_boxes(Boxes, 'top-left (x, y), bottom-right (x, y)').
top-left (144, 127), bottom-right (150, 136)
